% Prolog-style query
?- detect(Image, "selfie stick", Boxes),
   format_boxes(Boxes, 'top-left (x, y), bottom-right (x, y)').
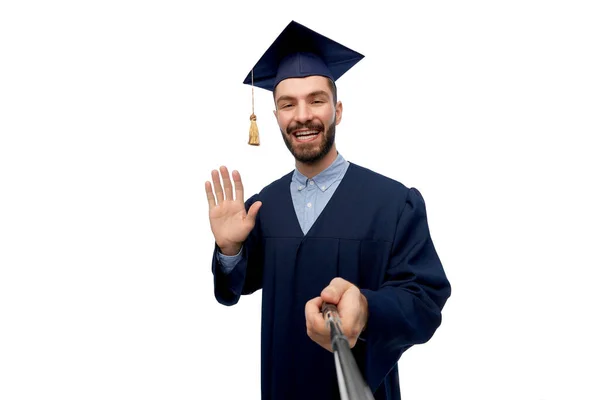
top-left (321, 302), bottom-right (375, 400)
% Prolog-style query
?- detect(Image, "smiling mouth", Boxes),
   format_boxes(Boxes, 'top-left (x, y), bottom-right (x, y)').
top-left (293, 130), bottom-right (320, 142)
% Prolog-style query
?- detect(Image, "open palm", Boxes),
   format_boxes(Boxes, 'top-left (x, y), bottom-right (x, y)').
top-left (205, 166), bottom-right (262, 255)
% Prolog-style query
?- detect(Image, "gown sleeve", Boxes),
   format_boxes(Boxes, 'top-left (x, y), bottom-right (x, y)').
top-left (359, 187), bottom-right (451, 392)
top-left (212, 194), bottom-right (264, 306)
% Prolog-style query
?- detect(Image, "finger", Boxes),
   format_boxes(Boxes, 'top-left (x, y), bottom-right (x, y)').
top-left (311, 310), bottom-right (328, 334)
top-left (341, 304), bottom-right (362, 339)
top-left (246, 201), bottom-right (262, 224)
top-left (321, 277), bottom-right (354, 305)
top-left (205, 181), bottom-right (216, 209)
top-left (305, 297), bottom-right (328, 333)
top-left (305, 296), bottom-right (324, 319)
top-left (335, 287), bottom-right (367, 340)
top-left (305, 297), bottom-right (333, 352)
top-left (232, 170), bottom-right (244, 203)
top-left (220, 166), bottom-right (233, 201)
top-left (211, 169), bottom-right (224, 204)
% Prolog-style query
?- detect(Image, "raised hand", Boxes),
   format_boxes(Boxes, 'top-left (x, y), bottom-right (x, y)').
top-left (205, 166), bottom-right (262, 255)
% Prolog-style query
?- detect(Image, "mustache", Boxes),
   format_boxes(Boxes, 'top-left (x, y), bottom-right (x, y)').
top-left (286, 122), bottom-right (324, 135)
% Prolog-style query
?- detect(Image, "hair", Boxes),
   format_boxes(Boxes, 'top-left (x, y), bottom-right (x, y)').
top-left (273, 77), bottom-right (338, 106)
top-left (327, 78), bottom-right (338, 104)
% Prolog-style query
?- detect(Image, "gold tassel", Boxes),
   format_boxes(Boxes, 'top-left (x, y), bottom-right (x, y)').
top-left (248, 113), bottom-right (260, 145)
top-left (248, 69), bottom-right (260, 146)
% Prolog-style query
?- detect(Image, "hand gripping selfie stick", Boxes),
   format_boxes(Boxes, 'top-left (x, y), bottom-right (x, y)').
top-left (321, 303), bottom-right (375, 400)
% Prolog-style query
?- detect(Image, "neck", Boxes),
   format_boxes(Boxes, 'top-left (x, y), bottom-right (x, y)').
top-left (295, 145), bottom-right (338, 179)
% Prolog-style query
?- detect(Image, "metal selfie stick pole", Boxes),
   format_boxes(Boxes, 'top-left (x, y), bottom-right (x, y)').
top-left (321, 302), bottom-right (375, 400)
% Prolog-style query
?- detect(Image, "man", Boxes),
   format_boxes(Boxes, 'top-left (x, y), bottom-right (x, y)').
top-left (205, 21), bottom-right (451, 400)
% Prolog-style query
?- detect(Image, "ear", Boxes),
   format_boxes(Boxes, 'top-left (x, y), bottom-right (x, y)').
top-left (335, 101), bottom-right (343, 126)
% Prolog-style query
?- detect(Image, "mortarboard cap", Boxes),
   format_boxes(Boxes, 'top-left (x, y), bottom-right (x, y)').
top-left (244, 20), bottom-right (364, 146)
top-left (243, 20), bottom-right (364, 92)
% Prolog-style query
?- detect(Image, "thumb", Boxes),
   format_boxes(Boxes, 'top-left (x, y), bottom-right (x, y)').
top-left (321, 277), bottom-right (354, 305)
top-left (245, 201), bottom-right (262, 224)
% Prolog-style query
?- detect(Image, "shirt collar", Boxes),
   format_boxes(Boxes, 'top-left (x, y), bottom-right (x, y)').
top-left (292, 153), bottom-right (348, 192)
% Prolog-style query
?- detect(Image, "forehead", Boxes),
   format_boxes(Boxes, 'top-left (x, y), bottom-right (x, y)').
top-left (274, 75), bottom-right (332, 99)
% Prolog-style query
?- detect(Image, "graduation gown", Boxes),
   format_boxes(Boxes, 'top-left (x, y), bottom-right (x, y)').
top-left (212, 162), bottom-right (451, 400)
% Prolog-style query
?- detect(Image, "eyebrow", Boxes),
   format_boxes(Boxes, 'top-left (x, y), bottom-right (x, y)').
top-left (276, 90), bottom-right (331, 104)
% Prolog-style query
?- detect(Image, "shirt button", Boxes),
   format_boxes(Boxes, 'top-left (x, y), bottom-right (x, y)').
top-left (298, 186), bottom-right (304, 190)
top-left (321, 186), bottom-right (326, 190)
top-left (309, 180), bottom-right (314, 185)
top-left (307, 202), bottom-right (312, 208)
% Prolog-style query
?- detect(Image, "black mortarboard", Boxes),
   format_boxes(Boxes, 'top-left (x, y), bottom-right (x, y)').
top-left (244, 20), bottom-right (364, 145)
top-left (243, 20), bottom-right (364, 92)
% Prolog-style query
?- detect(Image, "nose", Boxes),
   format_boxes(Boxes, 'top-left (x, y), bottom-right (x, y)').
top-left (293, 102), bottom-right (313, 124)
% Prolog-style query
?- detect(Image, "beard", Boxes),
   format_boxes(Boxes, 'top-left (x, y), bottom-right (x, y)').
top-left (280, 119), bottom-right (336, 165)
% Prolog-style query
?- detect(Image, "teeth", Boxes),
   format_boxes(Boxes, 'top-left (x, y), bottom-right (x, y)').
top-left (295, 130), bottom-right (319, 137)
top-left (296, 134), bottom-right (317, 141)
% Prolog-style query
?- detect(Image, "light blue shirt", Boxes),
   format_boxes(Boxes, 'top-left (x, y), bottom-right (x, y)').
top-left (217, 153), bottom-right (350, 273)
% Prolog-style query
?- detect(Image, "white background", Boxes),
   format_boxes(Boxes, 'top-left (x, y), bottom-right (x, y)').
top-left (1, 1), bottom-right (599, 399)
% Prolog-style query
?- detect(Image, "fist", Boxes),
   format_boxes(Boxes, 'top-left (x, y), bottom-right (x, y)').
top-left (305, 278), bottom-right (369, 352)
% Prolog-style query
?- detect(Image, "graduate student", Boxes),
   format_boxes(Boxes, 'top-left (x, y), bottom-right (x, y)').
top-left (205, 20), bottom-right (451, 400)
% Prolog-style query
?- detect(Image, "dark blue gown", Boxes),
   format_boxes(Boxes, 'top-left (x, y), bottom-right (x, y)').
top-left (212, 162), bottom-right (451, 400)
